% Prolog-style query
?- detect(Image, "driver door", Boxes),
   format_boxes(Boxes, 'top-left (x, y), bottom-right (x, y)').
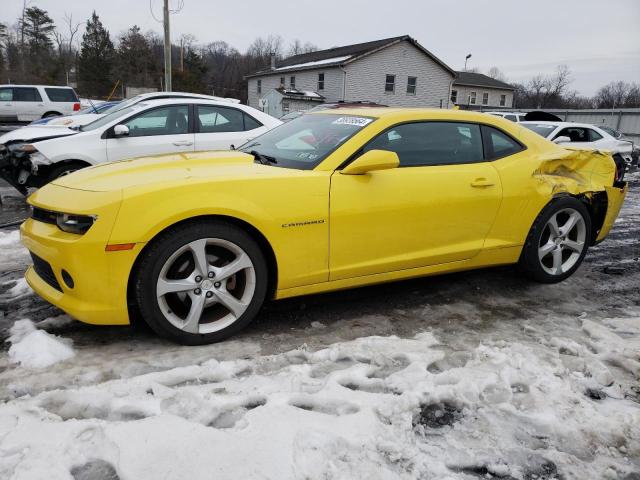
top-left (106, 104), bottom-right (194, 162)
top-left (329, 121), bottom-right (503, 281)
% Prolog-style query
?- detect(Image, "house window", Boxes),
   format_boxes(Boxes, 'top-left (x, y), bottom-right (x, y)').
top-left (290, 76), bottom-right (296, 89)
top-left (469, 91), bottom-right (477, 104)
top-left (500, 94), bottom-right (506, 106)
top-left (257, 80), bottom-right (262, 94)
top-left (385, 74), bottom-right (396, 93)
top-left (282, 101), bottom-right (290, 114)
top-left (318, 73), bottom-right (325, 91)
top-left (407, 76), bottom-right (417, 95)
top-left (482, 92), bottom-right (489, 105)
top-left (280, 77), bottom-right (285, 87)
top-left (450, 89), bottom-right (458, 103)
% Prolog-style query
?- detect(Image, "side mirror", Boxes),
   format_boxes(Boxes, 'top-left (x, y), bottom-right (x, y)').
top-left (113, 124), bottom-right (130, 137)
top-left (341, 149), bottom-right (400, 175)
top-left (553, 136), bottom-right (571, 144)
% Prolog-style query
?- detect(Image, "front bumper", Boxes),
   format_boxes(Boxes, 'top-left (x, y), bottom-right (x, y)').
top-left (20, 184), bottom-right (142, 326)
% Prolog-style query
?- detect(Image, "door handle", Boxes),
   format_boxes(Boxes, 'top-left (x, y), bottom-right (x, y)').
top-left (471, 178), bottom-right (495, 188)
top-left (172, 141), bottom-right (193, 146)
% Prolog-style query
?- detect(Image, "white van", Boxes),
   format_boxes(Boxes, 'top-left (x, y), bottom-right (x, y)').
top-left (0, 85), bottom-right (80, 123)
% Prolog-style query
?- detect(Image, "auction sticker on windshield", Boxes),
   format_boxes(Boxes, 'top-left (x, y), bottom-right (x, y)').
top-left (332, 117), bottom-right (373, 127)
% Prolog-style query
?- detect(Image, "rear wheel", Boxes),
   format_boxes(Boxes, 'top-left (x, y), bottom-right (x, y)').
top-left (134, 221), bottom-right (268, 345)
top-left (42, 112), bottom-right (61, 118)
top-left (519, 197), bottom-right (591, 283)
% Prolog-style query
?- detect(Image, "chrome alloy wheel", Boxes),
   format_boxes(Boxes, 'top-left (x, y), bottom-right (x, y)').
top-left (537, 208), bottom-right (587, 276)
top-left (156, 238), bottom-right (256, 334)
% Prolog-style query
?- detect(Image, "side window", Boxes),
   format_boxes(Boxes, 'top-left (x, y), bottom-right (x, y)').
top-left (44, 88), bottom-right (78, 102)
top-left (197, 105), bottom-right (244, 133)
top-left (469, 91), bottom-right (477, 104)
top-left (362, 122), bottom-right (483, 167)
top-left (556, 127), bottom-right (588, 142)
top-left (504, 115), bottom-right (517, 122)
top-left (14, 87), bottom-right (42, 102)
top-left (385, 74), bottom-right (396, 93)
top-left (450, 90), bottom-right (458, 103)
top-left (0, 88), bottom-right (13, 101)
top-left (588, 129), bottom-right (603, 141)
top-left (481, 125), bottom-right (523, 160)
top-left (123, 105), bottom-right (189, 137)
top-left (243, 113), bottom-right (263, 131)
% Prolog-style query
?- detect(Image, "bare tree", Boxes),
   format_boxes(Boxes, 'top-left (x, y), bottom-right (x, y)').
top-left (53, 13), bottom-right (82, 85)
top-left (287, 39), bottom-right (317, 57)
top-left (486, 66), bottom-right (506, 82)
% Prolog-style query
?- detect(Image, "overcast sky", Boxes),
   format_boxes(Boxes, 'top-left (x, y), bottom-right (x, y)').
top-left (4, 0), bottom-right (640, 96)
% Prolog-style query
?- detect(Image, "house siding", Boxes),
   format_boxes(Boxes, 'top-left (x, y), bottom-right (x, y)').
top-left (247, 68), bottom-right (343, 109)
top-left (343, 40), bottom-right (454, 108)
top-left (451, 85), bottom-right (514, 108)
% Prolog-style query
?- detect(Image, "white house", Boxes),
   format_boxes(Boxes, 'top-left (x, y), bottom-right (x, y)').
top-left (451, 72), bottom-right (515, 109)
top-left (246, 35), bottom-right (456, 117)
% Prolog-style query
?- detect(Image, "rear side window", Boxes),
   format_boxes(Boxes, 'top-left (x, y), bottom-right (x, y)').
top-left (197, 105), bottom-right (261, 132)
top-left (363, 122), bottom-right (484, 167)
top-left (0, 87), bottom-right (12, 101)
top-left (44, 88), bottom-right (78, 102)
top-left (504, 115), bottom-right (517, 122)
top-left (14, 87), bottom-right (42, 102)
top-left (244, 114), bottom-right (262, 131)
top-left (588, 129), bottom-right (603, 141)
top-left (556, 127), bottom-right (588, 142)
top-left (481, 125), bottom-right (524, 160)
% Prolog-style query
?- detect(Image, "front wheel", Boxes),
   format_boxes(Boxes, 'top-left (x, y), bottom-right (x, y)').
top-left (134, 221), bottom-right (268, 345)
top-left (519, 197), bottom-right (591, 283)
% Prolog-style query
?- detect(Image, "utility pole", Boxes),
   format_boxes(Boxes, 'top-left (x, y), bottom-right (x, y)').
top-left (163, 0), bottom-right (172, 92)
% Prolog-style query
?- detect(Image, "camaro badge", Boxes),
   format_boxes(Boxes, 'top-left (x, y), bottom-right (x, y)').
top-left (282, 220), bottom-right (326, 228)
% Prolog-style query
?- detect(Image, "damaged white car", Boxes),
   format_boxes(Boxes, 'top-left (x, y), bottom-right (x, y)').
top-left (0, 98), bottom-right (281, 194)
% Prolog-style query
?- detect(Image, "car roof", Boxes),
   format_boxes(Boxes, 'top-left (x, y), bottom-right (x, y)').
top-left (313, 107), bottom-right (528, 124)
top-left (0, 84), bottom-right (75, 89)
top-left (520, 121), bottom-right (600, 129)
top-left (133, 98), bottom-right (255, 108)
top-left (135, 91), bottom-right (240, 103)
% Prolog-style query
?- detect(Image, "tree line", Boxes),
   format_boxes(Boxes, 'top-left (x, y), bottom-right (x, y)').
top-left (484, 65), bottom-right (640, 109)
top-left (0, 7), bottom-right (315, 102)
top-left (0, 6), bottom-right (637, 109)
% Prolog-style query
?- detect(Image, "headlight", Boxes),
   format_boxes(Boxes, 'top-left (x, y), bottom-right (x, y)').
top-left (56, 213), bottom-right (97, 235)
top-left (10, 143), bottom-right (37, 153)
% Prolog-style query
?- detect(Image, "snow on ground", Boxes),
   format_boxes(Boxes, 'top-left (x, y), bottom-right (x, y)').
top-left (7, 319), bottom-right (75, 369)
top-left (0, 173), bottom-right (638, 479)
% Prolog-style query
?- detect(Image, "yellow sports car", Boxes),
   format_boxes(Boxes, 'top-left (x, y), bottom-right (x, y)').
top-left (20, 109), bottom-right (627, 345)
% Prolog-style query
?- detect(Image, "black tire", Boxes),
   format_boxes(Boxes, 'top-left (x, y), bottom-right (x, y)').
top-left (42, 112), bottom-right (61, 118)
top-left (47, 163), bottom-right (85, 183)
top-left (519, 196), bottom-right (591, 284)
top-left (134, 221), bottom-right (268, 345)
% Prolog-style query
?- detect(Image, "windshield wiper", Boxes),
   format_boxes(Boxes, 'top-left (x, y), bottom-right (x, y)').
top-left (250, 150), bottom-right (277, 165)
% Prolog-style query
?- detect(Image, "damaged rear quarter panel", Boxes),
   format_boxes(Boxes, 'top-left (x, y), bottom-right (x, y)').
top-left (486, 147), bottom-right (621, 250)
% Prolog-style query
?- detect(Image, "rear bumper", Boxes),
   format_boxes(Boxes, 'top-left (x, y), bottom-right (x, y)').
top-left (595, 183), bottom-right (628, 243)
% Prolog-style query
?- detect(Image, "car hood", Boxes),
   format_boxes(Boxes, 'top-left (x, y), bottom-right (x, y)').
top-left (45, 113), bottom-right (102, 127)
top-left (0, 125), bottom-right (77, 145)
top-left (51, 151), bottom-right (293, 192)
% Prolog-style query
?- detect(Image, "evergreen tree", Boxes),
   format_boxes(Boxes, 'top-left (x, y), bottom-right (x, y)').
top-left (173, 49), bottom-right (208, 93)
top-left (117, 26), bottom-right (154, 88)
top-left (79, 12), bottom-right (115, 97)
top-left (21, 7), bottom-right (55, 81)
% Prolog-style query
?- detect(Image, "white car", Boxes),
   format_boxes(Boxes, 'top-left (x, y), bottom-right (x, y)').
top-left (485, 111), bottom-right (528, 122)
top-left (0, 98), bottom-right (281, 194)
top-left (521, 121), bottom-right (635, 168)
top-left (0, 85), bottom-right (81, 123)
top-left (30, 92), bottom-right (241, 129)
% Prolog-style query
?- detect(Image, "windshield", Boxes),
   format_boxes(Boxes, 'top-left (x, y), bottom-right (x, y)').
top-left (77, 102), bottom-right (118, 115)
top-left (240, 113), bottom-right (375, 169)
top-left (79, 105), bottom-right (141, 132)
top-left (521, 123), bottom-right (557, 138)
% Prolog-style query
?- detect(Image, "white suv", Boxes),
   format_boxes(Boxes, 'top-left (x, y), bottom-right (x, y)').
top-left (0, 85), bottom-right (80, 123)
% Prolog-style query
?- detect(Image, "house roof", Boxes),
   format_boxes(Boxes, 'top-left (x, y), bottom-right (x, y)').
top-left (273, 88), bottom-right (325, 102)
top-left (246, 35), bottom-right (455, 78)
top-left (453, 71), bottom-right (514, 90)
